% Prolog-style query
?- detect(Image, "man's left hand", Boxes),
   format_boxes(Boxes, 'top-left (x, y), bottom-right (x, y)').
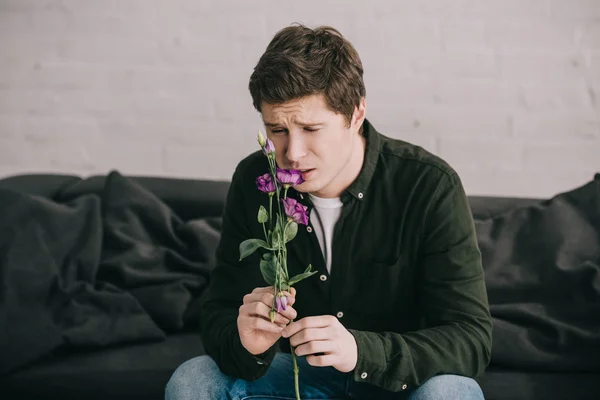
top-left (281, 315), bottom-right (358, 373)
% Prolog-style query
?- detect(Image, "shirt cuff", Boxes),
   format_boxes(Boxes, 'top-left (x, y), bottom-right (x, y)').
top-left (347, 329), bottom-right (411, 393)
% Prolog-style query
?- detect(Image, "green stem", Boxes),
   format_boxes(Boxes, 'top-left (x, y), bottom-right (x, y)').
top-left (262, 222), bottom-right (267, 242)
top-left (269, 194), bottom-right (273, 230)
top-left (283, 238), bottom-right (289, 280)
top-left (290, 340), bottom-right (300, 400)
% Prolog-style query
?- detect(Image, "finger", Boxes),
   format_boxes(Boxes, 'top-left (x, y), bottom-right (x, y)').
top-left (252, 286), bottom-right (276, 294)
top-left (282, 315), bottom-right (335, 338)
top-left (242, 291), bottom-right (274, 307)
top-left (239, 315), bottom-right (284, 334)
top-left (306, 354), bottom-right (337, 368)
top-left (288, 326), bottom-right (330, 347)
top-left (240, 302), bottom-right (290, 326)
top-left (294, 340), bottom-right (331, 357)
top-left (278, 305), bottom-right (297, 321)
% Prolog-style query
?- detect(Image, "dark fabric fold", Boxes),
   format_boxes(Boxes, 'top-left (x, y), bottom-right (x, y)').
top-left (477, 174), bottom-right (600, 372)
top-left (0, 171), bottom-right (219, 375)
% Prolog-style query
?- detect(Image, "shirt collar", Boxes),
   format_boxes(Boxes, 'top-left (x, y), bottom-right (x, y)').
top-left (341, 118), bottom-right (382, 203)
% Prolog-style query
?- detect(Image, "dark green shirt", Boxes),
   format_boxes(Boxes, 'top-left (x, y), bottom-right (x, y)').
top-left (199, 119), bottom-right (492, 392)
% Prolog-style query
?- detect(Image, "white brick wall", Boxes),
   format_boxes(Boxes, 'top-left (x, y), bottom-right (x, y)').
top-left (0, 0), bottom-right (599, 198)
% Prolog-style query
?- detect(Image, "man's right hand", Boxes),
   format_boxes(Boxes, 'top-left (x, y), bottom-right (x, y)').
top-left (237, 286), bottom-right (297, 356)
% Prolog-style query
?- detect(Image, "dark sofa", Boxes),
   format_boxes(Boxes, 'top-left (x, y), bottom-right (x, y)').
top-left (0, 172), bottom-right (598, 400)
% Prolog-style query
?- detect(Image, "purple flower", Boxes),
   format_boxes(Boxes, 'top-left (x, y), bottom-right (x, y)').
top-left (256, 173), bottom-right (276, 194)
top-left (276, 168), bottom-right (305, 187)
top-left (263, 139), bottom-right (276, 156)
top-left (275, 294), bottom-right (288, 312)
top-left (282, 197), bottom-right (309, 226)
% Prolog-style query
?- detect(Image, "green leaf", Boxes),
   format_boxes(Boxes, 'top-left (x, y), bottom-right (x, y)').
top-left (239, 239), bottom-right (271, 261)
top-left (260, 257), bottom-right (276, 285)
top-left (272, 218), bottom-right (284, 248)
top-left (257, 206), bottom-right (268, 224)
top-left (284, 221), bottom-right (298, 243)
top-left (287, 264), bottom-right (318, 286)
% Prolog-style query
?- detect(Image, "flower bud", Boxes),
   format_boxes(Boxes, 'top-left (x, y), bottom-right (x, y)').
top-left (257, 131), bottom-right (267, 147)
top-left (269, 310), bottom-right (277, 323)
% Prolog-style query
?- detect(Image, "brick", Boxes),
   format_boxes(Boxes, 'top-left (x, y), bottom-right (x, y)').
top-left (434, 80), bottom-right (520, 108)
top-left (26, 140), bottom-right (94, 170)
top-left (455, 168), bottom-right (594, 198)
top-left (591, 53), bottom-right (600, 79)
top-left (0, 114), bottom-right (20, 139)
top-left (91, 141), bottom-right (164, 176)
top-left (365, 0), bottom-right (549, 20)
top-left (370, 120), bottom-right (439, 154)
top-left (368, 107), bottom-right (512, 138)
top-left (523, 141), bottom-right (600, 172)
top-left (514, 112), bottom-right (600, 139)
top-left (549, 0), bottom-right (600, 21)
top-left (411, 53), bottom-right (499, 78)
top-left (485, 21), bottom-right (577, 55)
top-left (451, 0), bottom-right (550, 20)
top-left (499, 54), bottom-right (590, 82)
top-left (438, 137), bottom-right (523, 172)
top-left (0, 138), bottom-right (28, 166)
top-left (440, 21), bottom-right (488, 52)
top-left (17, 116), bottom-right (103, 142)
top-left (580, 24), bottom-right (600, 49)
top-left (519, 83), bottom-right (594, 111)
top-left (0, 37), bottom-right (60, 64)
top-left (352, 20), bottom-right (440, 54)
top-left (163, 144), bottom-right (250, 180)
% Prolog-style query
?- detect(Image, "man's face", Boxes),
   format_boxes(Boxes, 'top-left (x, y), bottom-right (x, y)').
top-left (261, 94), bottom-right (365, 198)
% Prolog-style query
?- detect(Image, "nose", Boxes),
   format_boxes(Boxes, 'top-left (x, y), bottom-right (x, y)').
top-left (285, 133), bottom-right (307, 164)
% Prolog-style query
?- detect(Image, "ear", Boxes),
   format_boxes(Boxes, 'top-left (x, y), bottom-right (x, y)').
top-left (351, 97), bottom-right (367, 130)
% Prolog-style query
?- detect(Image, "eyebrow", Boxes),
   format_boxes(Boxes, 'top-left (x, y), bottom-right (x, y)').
top-left (264, 121), bottom-right (325, 127)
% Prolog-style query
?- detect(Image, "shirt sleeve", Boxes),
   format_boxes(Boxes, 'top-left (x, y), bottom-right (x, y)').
top-left (199, 162), bottom-right (278, 381)
top-left (347, 172), bottom-right (492, 392)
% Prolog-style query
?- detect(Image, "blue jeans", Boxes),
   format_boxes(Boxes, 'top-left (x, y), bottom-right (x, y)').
top-left (165, 353), bottom-right (485, 399)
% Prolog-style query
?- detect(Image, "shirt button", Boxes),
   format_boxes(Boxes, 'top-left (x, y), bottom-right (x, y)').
top-left (358, 192), bottom-right (364, 199)
top-left (319, 274), bottom-right (327, 281)
top-left (299, 193), bottom-right (304, 199)
top-left (401, 384), bottom-right (408, 390)
top-left (306, 226), bottom-right (313, 233)
top-left (336, 311), bottom-right (344, 318)
top-left (256, 360), bottom-right (265, 365)
top-left (360, 372), bottom-right (368, 379)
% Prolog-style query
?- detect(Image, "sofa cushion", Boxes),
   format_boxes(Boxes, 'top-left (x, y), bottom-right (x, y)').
top-left (0, 333), bottom-right (205, 400)
top-left (477, 366), bottom-right (600, 400)
top-left (476, 173), bottom-right (600, 372)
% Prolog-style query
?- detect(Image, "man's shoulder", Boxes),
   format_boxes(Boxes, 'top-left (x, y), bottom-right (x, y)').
top-left (378, 133), bottom-right (457, 179)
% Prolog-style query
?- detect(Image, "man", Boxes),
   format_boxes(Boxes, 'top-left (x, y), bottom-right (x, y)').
top-left (166, 24), bottom-right (491, 399)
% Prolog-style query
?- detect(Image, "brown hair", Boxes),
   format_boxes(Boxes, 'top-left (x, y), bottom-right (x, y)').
top-left (248, 24), bottom-right (366, 127)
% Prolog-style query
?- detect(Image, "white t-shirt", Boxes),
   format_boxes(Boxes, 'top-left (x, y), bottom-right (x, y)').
top-left (307, 193), bottom-right (344, 274)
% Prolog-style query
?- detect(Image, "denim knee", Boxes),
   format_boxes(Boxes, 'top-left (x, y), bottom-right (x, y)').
top-left (165, 355), bottom-right (233, 400)
top-left (408, 374), bottom-right (484, 400)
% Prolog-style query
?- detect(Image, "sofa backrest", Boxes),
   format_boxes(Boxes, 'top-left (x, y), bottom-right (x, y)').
top-left (0, 173), bottom-right (542, 221)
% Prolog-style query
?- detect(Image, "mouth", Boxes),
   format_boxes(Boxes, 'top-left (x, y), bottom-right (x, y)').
top-left (300, 168), bottom-right (315, 180)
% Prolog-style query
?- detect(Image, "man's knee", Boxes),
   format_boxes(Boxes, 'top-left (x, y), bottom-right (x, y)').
top-left (409, 375), bottom-right (484, 400)
top-left (165, 355), bottom-right (229, 399)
